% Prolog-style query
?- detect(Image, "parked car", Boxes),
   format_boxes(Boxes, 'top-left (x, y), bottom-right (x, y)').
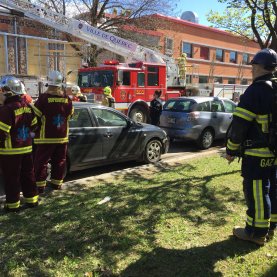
top-left (160, 97), bottom-right (236, 149)
top-left (67, 102), bottom-right (169, 173)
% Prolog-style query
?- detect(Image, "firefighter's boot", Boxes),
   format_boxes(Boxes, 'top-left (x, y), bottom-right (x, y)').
top-left (267, 229), bottom-right (275, 241)
top-left (233, 226), bottom-right (266, 246)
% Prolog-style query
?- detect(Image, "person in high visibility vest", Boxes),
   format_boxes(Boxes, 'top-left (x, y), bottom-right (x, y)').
top-left (226, 48), bottom-right (277, 246)
top-left (102, 86), bottom-right (115, 108)
top-left (0, 76), bottom-right (38, 212)
top-left (33, 71), bottom-right (73, 193)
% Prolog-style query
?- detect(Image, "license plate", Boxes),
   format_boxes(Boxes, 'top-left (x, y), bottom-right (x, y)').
top-left (168, 117), bottom-right (176, 124)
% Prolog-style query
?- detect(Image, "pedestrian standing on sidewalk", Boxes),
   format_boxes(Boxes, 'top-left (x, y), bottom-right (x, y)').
top-left (149, 90), bottom-right (163, 126)
top-left (0, 77), bottom-right (38, 212)
top-left (33, 71), bottom-right (73, 193)
top-left (226, 48), bottom-right (277, 246)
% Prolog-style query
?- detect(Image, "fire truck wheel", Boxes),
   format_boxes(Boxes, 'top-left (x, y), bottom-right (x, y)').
top-left (130, 106), bottom-right (147, 123)
top-left (144, 139), bottom-right (162, 163)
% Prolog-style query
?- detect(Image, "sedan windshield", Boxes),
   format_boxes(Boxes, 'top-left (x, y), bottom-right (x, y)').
top-left (163, 99), bottom-right (196, 112)
top-left (78, 70), bottom-right (114, 88)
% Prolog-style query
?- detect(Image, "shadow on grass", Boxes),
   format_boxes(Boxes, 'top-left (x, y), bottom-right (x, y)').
top-left (262, 261), bottom-right (277, 277)
top-left (121, 237), bottom-right (257, 277)
top-left (0, 163), bottom-right (243, 276)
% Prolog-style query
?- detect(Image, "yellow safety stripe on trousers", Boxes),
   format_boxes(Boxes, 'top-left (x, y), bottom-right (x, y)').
top-left (244, 148), bottom-right (275, 158)
top-left (36, 181), bottom-right (46, 187)
top-left (253, 180), bottom-right (265, 221)
top-left (0, 121), bottom-right (11, 133)
top-left (271, 214), bottom-right (277, 222)
top-left (5, 201), bottom-right (20, 209)
top-left (31, 117), bottom-right (38, 126)
top-left (0, 146), bottom-right (32, 155)
top-left (39, 116), bottom-right (46, 139)
top-left (32, 105), bottom-right (42, 117)
top-left (51, 179), bottom-right (63, 185)
top-left (34, 138), bottom-right (69, 144)
top-left (233, 107), bottom-right (256, 122)
top-left (4, 134), bottom-right (12, 149)
top-left (246, 215), bottom-right (270, 228)
top-left (227, 139), bottom-right (240, 150)
top-left (25, 195), bottom-right (39, 204)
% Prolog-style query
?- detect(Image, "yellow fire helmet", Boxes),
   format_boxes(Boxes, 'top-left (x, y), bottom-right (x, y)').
top-left (103, 86), bottom-right (112, 96)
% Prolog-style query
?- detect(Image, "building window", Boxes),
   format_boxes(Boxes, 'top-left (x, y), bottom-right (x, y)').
top-left (228, 78), bottom-right (236, 84)
top-left (147, 66), bottom-right (159, 86)
top-left (186, 75), bottom-right (192, 84)
top-left (216, 49), bottom-right (224, 62)
top-left (199, 76), bottom-right (208, 83)
top-left (240, 79), bottom-right (248, 85)
top-left (182, 42), bottom-right (193, 58)
top-left (242, 53), bottom-right (249, 65)
top-left (214, 77), bottom-right (223, 84)
top-left (165, 37), bottom-right (173, 56)
top-left (200, 46), bottom-right (209, 60)
top-left (230, 51), bottom-right (237, 63)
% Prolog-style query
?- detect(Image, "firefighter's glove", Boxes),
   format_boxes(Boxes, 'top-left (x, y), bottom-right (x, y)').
top-left (225, 154), bottom-right (235, 164)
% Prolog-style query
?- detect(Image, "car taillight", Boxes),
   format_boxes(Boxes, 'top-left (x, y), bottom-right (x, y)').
top-left (187, 112), bottom-right (200, 121)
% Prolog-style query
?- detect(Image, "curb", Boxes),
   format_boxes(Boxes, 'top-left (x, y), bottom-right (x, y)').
top-left (64, 148), bottom-right (220, 188)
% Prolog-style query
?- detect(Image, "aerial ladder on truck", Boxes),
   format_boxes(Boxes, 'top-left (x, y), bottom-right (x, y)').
top-left (0, 0), bottom-right (181, 88)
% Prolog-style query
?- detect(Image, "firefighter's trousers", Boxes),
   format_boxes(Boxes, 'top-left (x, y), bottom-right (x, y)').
top-left (242, 156), bottom-right (277, 237)
top-left (34, 143), bottom-right (67, 188)
top-left (0, 153), bottom-right (38, 210)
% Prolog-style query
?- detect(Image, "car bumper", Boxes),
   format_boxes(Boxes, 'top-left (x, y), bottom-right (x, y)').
top-left (161, 126), bottom-right (201, 141)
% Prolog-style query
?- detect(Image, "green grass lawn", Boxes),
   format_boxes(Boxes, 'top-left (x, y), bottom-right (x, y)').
top-left (0, 155), bottom-right (276, 277)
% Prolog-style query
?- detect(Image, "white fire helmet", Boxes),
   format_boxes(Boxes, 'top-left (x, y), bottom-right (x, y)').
top-left (0, 76), bottom-right (24, 95)
top-left (71, 85), bottom-right (81, 95)
top-left (47, 70), bottom-right (63, 87)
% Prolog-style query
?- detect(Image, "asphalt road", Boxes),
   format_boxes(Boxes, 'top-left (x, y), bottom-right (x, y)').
top-left (65, 139), bottom-right (225, 182)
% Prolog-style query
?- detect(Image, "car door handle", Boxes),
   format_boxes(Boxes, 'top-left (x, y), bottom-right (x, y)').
top-left (104, 132), bottom-right (113, 138)
top-left (69, 135), bottom-right (77, 139)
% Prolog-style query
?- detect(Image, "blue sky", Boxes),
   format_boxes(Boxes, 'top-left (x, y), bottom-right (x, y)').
top-left (175, 0), bottom-right (228, 26)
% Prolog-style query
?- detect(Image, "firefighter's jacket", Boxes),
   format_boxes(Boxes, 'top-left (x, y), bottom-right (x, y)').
top-left (33, 92), bottom-right (73, 144)
top-left (226, 74), bottom-right (275, 159)
top-left (0, 95), bottom-right (37, 155)
top-left (150, 98), bottom-right (163, 119)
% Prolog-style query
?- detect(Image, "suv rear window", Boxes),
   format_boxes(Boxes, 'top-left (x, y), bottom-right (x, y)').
top-left (163, 99), bottom-right (196, 112)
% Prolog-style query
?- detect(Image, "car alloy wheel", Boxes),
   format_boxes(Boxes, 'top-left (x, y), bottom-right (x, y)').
top-left (198, 129), bottom-right (214, 149)
top-left (144, 139), bottom-right (162, 163)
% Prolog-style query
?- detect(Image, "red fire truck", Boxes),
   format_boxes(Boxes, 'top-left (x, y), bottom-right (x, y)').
top-left (78, 61), bottom-right (182, 122)
top-left (2, 0), bottom-right (184, 122)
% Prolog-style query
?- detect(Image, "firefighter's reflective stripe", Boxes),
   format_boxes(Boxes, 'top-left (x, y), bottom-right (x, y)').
top-left (253, 180), bottom-right (264, 220)
top-left (51, 179), bottom-right (63, 185)
top-left (4, 134), bottom-right (12, 148)
top-left (31, 117), bottom-right (37, 126)
top-left (227, 139), bottom-right (240, 150)
top-left (0, 146), bottom-right (32, 155)
top-left (36, 181), bottom-right (46, 187)
top-left (5, 201), bottom-right (20, 209)
top-left (34, 138), bottom-right (69, 144)
top-left (32, 105), bottom-right (42, 117)
top-left (246, 215), bottom-right (270, 228)
top-left (271, 214), bottom-right (277, 223)
top-left (25, 195), bottom-right (39, 204)
top-left (256, 114), bottom-right (270, 133)
top-left (0, 121), bottom-right (11, 133)
top-left (39, 116), bottom-right (46, 139)
top-left (71, 107), bottom-right (74, 116)
top-left (244, 148), bottom-right (275, 158)
top-left (233, 107), bottom-right (256, 121)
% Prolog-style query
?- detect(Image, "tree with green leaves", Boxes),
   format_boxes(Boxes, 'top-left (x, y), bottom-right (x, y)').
top-left (207, 0), bottom-right (277, 51)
